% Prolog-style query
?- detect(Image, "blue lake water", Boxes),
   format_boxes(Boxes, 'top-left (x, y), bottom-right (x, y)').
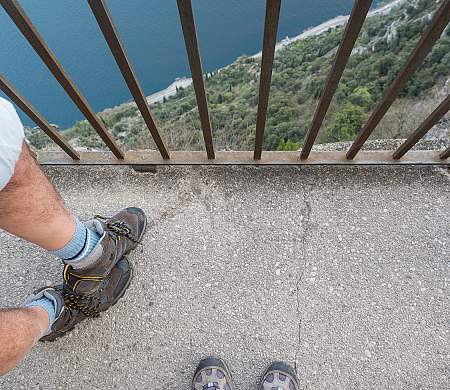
top-left (0, 0), bottom-right (380, 128)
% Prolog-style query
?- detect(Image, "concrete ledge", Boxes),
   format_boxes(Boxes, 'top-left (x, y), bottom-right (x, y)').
top-left (37, 150), bottom-right (450, 166)
top-left (1, 166), bottom-right (449, 389)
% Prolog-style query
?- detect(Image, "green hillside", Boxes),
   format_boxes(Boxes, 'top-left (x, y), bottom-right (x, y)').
top-left (29, 0), bottom-right (450, 152)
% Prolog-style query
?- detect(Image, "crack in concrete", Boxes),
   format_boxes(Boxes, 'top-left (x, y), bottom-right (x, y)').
top-left (294, 186), bottom-right (312, 380)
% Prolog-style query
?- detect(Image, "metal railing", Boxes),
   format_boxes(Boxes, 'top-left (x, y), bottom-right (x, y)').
top-left (1, 0), bottom-right (449, 165)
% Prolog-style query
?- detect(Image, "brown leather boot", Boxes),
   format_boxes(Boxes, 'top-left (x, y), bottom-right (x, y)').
top-left (63, 207), bottom-right (147, 295)
top-left (29, 257), bottom-right (134, 342)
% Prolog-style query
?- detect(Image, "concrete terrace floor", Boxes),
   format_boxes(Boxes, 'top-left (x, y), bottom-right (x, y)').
top-left (0, 165), bottom-right (449, 390)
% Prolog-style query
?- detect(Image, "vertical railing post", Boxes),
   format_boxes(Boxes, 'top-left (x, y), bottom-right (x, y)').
top-left (254, 0), bottom-right (281, 160)
top-left (0, 75), bottom-right (80, 160)
top-left (393, 95), bottom-right (450, 159)
top-left (1, 0), bottom-right (124, 159)
top-left (440, 146), bottom-right (450, 159)
top-left (300, 0), bottom-right (372, 159)
top-left (177, 0), bottom-right (215, 159)
top-left (346, 0), bottom-right (450, 159)
top-left (88, 0), bottom-right (170, 159)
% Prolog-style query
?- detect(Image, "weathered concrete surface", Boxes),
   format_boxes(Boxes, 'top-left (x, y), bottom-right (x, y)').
top-left (0, 165), bottom-right (449, 390)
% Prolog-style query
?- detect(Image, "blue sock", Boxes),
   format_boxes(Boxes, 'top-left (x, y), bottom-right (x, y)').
top-left (24, 297), bottom-right (56, 336)
top-left (50, 218), bottom-right (101, 268)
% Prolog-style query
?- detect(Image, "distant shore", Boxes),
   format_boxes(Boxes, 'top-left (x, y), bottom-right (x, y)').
top-left (252, 0), bottom-right (404, 59)
top-left (108, 0), bottom-right (403, 111)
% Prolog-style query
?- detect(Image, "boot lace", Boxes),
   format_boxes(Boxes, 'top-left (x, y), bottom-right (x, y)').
top-left (63, 291), bottom-right (101, 319)
top-left (95, 215), bottom-right (138, 244)
top-left (61, 264), bottom-right (104, 319)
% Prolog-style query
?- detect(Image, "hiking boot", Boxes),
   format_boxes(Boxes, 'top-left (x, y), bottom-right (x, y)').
top-left (63, 207), bottom-right (147, 295)
top-left (259, 361), bottom-right (299, 390)
top-left (192, 357), bottom-right (234, 390)
top-left (25, 257), bottom-right (133, 342)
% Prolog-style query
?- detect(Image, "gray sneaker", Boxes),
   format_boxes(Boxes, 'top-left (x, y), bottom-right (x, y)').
top-left (259, 361), bottom-right (299, 390)
top-left (192, 357), bottom-right (234, 390)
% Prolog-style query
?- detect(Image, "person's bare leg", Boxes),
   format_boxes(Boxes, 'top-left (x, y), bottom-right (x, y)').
top-left (0, 141), bottom-right (75, 250)
top-left (0, 142), bottom-right (72, 375)
top-left (0, 307), bottom-right (48, 376)
top-left (0, 103), bottom-right (143, 377)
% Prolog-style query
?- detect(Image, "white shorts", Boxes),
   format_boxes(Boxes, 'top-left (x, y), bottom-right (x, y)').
top-left (0, 97), bottom-right (24, 190)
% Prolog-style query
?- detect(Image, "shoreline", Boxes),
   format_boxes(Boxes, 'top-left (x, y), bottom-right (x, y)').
top-left (106, 0), bottom-right (403, 112)
top-left (252, 0), bottom-right (403, 59)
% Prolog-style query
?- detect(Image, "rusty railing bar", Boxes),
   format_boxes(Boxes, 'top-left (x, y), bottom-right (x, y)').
top-left (254, 0), bottom-right (281, 160)
top-left (0, 0), bottom-right (124, 159)
top-left (0, 75), bottom-right (80, 160)
top-left (300, 0), bottom-right (372, 159)
top-left (176, 0), bottom-right (215, 159)
top-left (440, 146), bottom-right (450, 159)
top-left (88, 0), bottom-right (170, 159)
top-left (393, 95), bottom-right (450, 159)
top-left (346, 0), bottom-right (450, 159)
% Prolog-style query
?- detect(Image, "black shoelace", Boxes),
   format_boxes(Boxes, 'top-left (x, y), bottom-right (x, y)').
top-left (63, 291), bottom-right (100, 319)
top-left (94, 215), bottom-right (138, 244)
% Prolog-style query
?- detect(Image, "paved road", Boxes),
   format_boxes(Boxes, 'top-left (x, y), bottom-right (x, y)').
top-left (0, 166), bottom-right (449, 389)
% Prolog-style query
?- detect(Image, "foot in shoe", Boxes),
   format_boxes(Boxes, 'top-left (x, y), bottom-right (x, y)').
top-left (24, 257), bottom-right (134, 342)
top-left (192, 357), bottom-right (234, 390)
top-left (63, 207), bottom-right (147, 295)
top-left (259, 361), bottom-right (300, 390)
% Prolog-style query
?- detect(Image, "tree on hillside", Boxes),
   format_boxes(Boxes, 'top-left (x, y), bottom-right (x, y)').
top-left (349, 87), bottom-right (373, 109)
top-left (326, 103), bottom-right (368, 142)
top-left (277, 138), bottom-right (301, 151)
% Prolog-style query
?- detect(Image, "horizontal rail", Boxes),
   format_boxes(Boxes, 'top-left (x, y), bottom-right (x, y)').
top-left (37, 150), bottom-right (449, 166)
top-left (346, 0), bottom-right (450, 159)
top-left (0, 75), bottom-right (80, 160)
top-left (393, 95), bottom-right (450, 159)
top-left (0, 0), bottom-right (124, 159)
top-left (254, 0), bottom-right (281, 160)
top-left (300, 0), bottom-right (372, 159)
top-left (88, 0), bottom-right (170, 160)
top-left (177, 0), bottom-right (215, 159)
